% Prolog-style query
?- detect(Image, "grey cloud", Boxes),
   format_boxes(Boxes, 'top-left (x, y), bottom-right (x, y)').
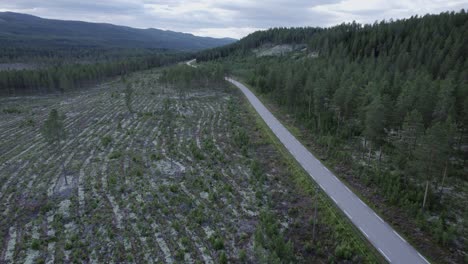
top-left (1, 0), bottom-right (142, 13)
top-left (1, 0), bottom-right (467, 38)
top-left (211, 1), bottom-right (342, 27)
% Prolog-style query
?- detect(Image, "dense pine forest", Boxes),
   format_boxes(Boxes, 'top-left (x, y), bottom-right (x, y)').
top-left (0, 51), bottom-right (189, 95)
top-left (198, 10), bottom-right (468, 262)
top-left (0, 46), bottom-right (172, 64)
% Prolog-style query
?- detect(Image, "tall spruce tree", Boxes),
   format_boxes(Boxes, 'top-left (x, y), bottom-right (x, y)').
top-left (41, 109), bottom-right (68, 185)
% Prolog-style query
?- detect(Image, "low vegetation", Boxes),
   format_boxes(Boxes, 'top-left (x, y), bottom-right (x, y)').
top-left (0, 66), bottom-right (378, 263)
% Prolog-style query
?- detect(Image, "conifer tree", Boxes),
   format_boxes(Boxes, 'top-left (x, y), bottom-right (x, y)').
top-left (41, 109), bottom-right (68, 185)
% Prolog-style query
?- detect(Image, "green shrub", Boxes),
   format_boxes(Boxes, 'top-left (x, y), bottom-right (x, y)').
top-left (101, 135), bottom-right (112, 147)
top-left (334, 242), bottom-right (353, 260)
top-left (254, 211), bottom-right (296, 263)
top-left (64, 241), bottom-right (73, 250)
top-left (132, 154), bottom-right (143, 164)
top-left (239, 249), bottom-right (247, 262)
top-left (175, 249), bottom-right (184, 260)
top-left (21, 118), bottom-right (35, 127)
top-left (132, 168), bottom-right (143, 177)
top-left (213, 238), bottom-right (224, 250)
top-left (109, 175), bottom-right (117, 186)
top-left (109, 151), bottom-right (122, 159)
top-left (3, 107), bottom-right (22, 114)
top-left (181, 236), bottom-right (190, 247)
top-left (150, 153), bottom-right (161, 161)
top-left (219, 251), bottom-right (228, 264)
top-left (190, 141), bottom-right (204, 160)
top-left (31, 239), bottom-right (41, 250)
top-left (234, 128), bottom-right (249, 147)
top-left (169, 184), bottom-right (179, 193)
top-left (189, 208), bottom-right (205, 225)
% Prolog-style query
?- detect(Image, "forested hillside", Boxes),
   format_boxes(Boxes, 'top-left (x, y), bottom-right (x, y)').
top-left (0, 53), bottom-right (188, 95)
top-left (199, 10), bottom-right (468, 263)
top-left (0, 12), bottom-right (236, 52)
top-left (197, 27), bottom-right (322, 60)
top-left (0, 12), bottom-right (236, 95)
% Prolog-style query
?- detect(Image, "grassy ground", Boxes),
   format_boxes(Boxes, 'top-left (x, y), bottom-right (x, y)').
top-left (1, 67), bottom-right (377, 263)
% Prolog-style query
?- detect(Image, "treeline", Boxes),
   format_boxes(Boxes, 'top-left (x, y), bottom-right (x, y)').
top-left (306, 11), bottom-right (467, 80)
top-left (196, 27), bottom-right (322, 61)
top-left (198, 10), bottom-right (467, 75)
top-left (245, 55), bottom-right (466, 188)
top-left (0, 53), bottom-right (188, 95)
top-left (0, 46), bottom-right (172, 64)
top-left (210, 10), bottom-right (467, 256)
top-left (159, 63), bottom-right (226, 90)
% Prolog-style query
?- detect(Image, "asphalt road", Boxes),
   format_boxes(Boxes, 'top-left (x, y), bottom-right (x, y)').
top-left (226, 77), bottom-right (430, 264)
top-left (186, 59), bottom-right (197, 68)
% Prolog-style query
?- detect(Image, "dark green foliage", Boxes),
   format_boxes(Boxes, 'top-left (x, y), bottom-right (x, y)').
top-left (409, 120), bottom-right (457, 202)
top-left (190, 140), bottom-right (204, 160)
top-left (109, 151), bottom-right (122, 160)
top-left (31, 239), bottom-right (41, 250)
top-left (239, 249), bottom-right (247, 262)
top-left (197, 27), bottom-right (322, 61)
top-left (254, 211), bottom-right (296, 263)
top-left (64, 241), bottom-right (73, 250)
top-left (101, 135), bottom-right (112, 147)
top-left (20, 117), bottom-right (35, 127)
top-left (199, 10), bottom-right (467, 252)
top-left (169, 184), bottom-right (179, 193)
top-left (219, 251), bottom-right (228, 264)
top-left (334, 242), bottom-right (353, 260)
top-left (2, 107), bottom-right (22, 114)
top-left (108, 175), bottom-right (117, 187)
top-left (200, 11), bottom-right (467, 84)
top-left (189, 207), bottom-right (205, 225)
top-left (0, 53), bottom-right (186, 95)
top-left (251, 160), bottom-right (266, 183)
top-left (395, 110), bottom-right (424, 164)
top-left (159, 64), bottom-right (227, 91)
top-left (41, 109), bottom-right (66, 145)
top-left (124, 82), bottom-right (134, 113)
top-left (364, 96), bottom-right (387, 146)
top-left (211, 237), bottom-right (224, 250)
top-left (233, 127), bottom-right (249, 148)
top-left (175, 249), bottom-right (184, 261)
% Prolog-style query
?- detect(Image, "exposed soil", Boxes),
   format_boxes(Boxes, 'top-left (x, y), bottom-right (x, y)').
top-left (0, 68), bottom-right (374, 263)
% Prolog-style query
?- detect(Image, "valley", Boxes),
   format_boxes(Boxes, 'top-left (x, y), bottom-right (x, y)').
top-left (0, 6), bottom-right (466, 264)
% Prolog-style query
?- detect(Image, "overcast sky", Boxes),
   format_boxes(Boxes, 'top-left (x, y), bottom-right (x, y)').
top-left (0, 0), bottom-right (467, 39)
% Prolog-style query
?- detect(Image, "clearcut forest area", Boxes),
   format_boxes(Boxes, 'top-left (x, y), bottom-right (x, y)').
top-left (0, 66), bottom-right (378, 263)
top-left (1, 7), bottom-right (467, 264)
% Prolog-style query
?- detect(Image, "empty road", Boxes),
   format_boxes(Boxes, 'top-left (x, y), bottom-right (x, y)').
top-left (226, 77), bottom-right (430, 264)
top-left (186, 59), bottom-right (197, 68)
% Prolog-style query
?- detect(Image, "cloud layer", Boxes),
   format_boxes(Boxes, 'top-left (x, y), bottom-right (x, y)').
top-left (0, 0), bottom-right (467, 38)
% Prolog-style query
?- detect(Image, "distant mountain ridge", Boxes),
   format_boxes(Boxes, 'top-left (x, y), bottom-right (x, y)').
top-left (0, 12), bottom-right (236, 51)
